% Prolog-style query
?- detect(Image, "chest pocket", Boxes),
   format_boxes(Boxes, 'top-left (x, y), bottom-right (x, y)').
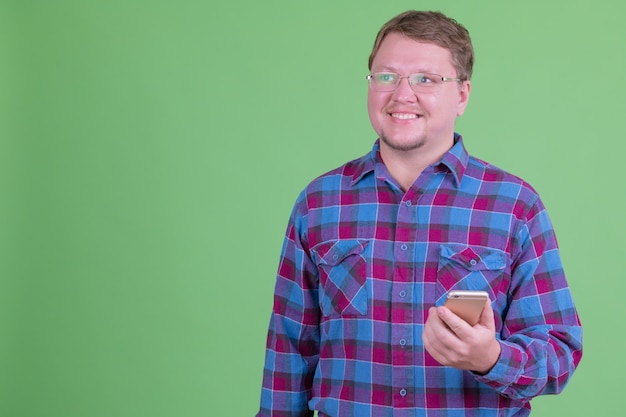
top-left (312, 239), bottom-right (369, 316)
top-left (436, 243), bottom-right (508, 304)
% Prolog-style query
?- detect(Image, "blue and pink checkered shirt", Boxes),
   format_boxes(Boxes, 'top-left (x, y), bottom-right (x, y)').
top-left (257, 135), bottom-right (582, 417)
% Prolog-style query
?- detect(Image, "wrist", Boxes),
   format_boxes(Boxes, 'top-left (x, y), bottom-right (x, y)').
top-left (474, 339), bottom-right (501, 375)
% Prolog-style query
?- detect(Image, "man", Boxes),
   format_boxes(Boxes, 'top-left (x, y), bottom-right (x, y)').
top-left (256, 10), bottom-right (582, 417)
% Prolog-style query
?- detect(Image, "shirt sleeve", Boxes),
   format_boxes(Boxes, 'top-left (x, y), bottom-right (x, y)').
top-left (257, 193), bottom-right (319, 417)
top-left (474, 196), bottom-right (583, 400)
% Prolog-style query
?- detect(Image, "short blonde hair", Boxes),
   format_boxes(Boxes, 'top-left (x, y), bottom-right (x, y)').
top-left (368, 10), bottom-right (475, 81)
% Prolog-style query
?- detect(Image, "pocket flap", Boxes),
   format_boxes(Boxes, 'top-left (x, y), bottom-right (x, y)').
top-left (440, 244), bottom-right (506, 271)
top-left (313, 240), bottom-right (367, 267)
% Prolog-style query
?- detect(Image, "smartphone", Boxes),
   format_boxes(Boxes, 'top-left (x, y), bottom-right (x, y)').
top-left (444, 290), bottom-right (490, 326)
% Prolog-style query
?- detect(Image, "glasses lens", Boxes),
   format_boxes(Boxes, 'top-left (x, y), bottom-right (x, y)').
top-left (371, 72), bottom-right (398, 91)
top-left (410, 73), bottom-right (440, 87)
top-left (410, 73), bottom-right (442, 91)
top-left (368, 72), bottom-right (452, 93)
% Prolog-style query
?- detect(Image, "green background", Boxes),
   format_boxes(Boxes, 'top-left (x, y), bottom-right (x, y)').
top-left (1, 0), bottom-right (623, 416)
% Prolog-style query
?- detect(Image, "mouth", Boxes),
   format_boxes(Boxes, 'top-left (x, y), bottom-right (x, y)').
top-left (390, 112), bottom-right (420, 120)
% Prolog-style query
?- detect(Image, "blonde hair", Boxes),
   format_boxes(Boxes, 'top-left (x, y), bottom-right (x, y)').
top-left (368, 10), bottom-right (474, 81)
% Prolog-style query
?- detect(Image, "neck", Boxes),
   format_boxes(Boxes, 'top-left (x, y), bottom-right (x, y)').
top-left (379, 138), bottom-right (453, 191)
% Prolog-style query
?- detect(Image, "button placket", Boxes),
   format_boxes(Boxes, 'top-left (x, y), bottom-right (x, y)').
top-left (390, 190), bottom-right (417, 410)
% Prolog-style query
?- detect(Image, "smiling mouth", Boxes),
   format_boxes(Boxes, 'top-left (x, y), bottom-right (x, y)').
top-left (390, 112), bottom-right (419, 120)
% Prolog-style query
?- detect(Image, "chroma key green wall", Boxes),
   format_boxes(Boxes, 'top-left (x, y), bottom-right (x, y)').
top-left (1, 1), bottom-right (622, 416)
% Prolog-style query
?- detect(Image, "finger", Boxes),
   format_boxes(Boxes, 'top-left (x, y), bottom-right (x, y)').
top-left (422, 324), bottom-right (451, 366)
top-left (423, 307), bottom-right (451, 348)
top-left (437, 306), bottom-right (470, 337)
top-left (425, 338), bottom-right (451, 366)
top-left (422, 307), bottom-right (441, 344)
top-left (426, 307), bottom-right (453, 336)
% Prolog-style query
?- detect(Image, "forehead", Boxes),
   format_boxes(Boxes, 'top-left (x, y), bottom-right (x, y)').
top-left (371, 33), bottom-right (455, 73)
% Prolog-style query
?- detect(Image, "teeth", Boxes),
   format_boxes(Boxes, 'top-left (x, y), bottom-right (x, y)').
top-left (391, 113), bottom-right (418, 120)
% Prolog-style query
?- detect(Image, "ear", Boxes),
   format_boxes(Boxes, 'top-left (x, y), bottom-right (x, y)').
top-left (456, 80), bottom-right (471, 117)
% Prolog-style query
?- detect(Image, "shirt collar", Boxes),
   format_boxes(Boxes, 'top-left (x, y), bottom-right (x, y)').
top-left (440, 133), bottom-right (469, 187)
top-left (350, 133), bottom-right (469, 188)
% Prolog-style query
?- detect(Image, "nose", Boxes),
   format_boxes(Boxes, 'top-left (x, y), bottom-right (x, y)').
top-left (391, 76), bottom-right (417, 101)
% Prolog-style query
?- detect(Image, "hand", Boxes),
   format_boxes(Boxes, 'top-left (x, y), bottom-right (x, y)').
top-left (422, 299), bottom-right (501, 374)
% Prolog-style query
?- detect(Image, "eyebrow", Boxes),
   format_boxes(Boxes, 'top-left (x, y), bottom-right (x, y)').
top-left (374, 65), bottom-right (402, 72)
top-left (373, 66), bottom-right (436, 74)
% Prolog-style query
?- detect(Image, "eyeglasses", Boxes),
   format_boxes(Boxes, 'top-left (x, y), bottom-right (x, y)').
top-left (366, 71), bottom-right (463, 93)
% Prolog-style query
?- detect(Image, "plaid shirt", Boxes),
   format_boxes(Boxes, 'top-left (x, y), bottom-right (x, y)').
top-left (257, 135), bottom-right (582, 417)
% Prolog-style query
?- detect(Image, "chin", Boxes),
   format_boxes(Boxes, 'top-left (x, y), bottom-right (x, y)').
top-left (380, 134), bottom-right (426, 152)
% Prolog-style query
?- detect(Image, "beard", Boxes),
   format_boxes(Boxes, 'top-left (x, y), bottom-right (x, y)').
top-left (379, 131), bottom-right (427, 152)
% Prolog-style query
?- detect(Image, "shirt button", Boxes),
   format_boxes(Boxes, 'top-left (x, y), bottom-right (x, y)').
top-left (401, 244), bottom-right (408, 251)
top-left (399, 338), bottom-right (406, 346)
top-left (470, 259), bottom-right (477, 266)
top-left (399, 290), bottom-right (406, 298)
top-left (405, 200), bottom-right (412, 207)
top-left (400, 388), bottom-right (407, 397)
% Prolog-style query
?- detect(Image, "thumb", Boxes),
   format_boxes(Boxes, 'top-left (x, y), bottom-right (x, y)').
top-left (478, 299), bottom-right (496, 330)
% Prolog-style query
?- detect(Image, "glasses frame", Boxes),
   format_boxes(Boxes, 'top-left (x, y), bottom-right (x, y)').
top-left (366, 71), bottom-right (464, 93)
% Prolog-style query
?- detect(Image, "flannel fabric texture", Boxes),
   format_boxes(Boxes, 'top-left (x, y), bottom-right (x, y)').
top-left (257, 135), bottom-right (582, 417)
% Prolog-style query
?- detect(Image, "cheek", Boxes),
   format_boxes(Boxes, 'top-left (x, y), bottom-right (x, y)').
top-left (438, 91), bottom-right (467, 118)
top-left (367, 94), bottom-right (385, 131)
top-left (423, 96), bottom-right (454, 120)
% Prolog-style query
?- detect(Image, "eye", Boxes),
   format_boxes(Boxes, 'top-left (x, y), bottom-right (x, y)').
top-left (374, 72), bottom-right (398, 85)
top-left (412, 73), bottom-right (439, 85)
